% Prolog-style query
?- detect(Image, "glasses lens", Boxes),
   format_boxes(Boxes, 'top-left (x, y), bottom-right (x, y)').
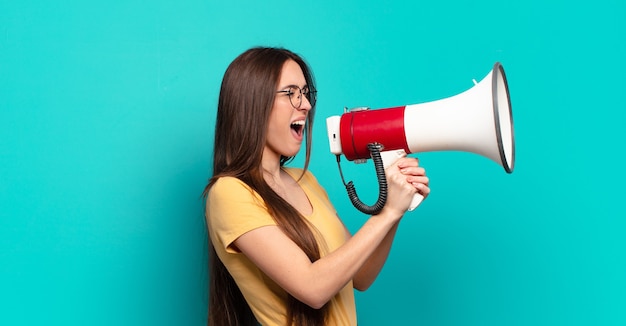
top-left (283, 86), bottom-right (316, 109)
top-left (287, 86), bottom-right (300, 109)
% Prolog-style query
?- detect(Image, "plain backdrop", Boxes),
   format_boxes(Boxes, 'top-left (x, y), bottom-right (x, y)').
top-left (1, 0), bottom-right (625, 325)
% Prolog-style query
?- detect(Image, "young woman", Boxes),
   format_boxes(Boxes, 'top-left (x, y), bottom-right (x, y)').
top-left (204, 47), bottom-right (430, 326)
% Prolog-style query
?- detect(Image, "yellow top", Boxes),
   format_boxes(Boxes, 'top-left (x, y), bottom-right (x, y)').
top-left (207, 168), bottom-right (357, 325)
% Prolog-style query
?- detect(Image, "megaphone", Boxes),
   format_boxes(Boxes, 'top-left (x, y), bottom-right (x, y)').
top-left (326, 62), bottom-right (515, 215)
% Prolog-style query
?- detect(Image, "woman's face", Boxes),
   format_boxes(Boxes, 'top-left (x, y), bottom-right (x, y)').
top-left (264, 59), bottom-right (312, 163)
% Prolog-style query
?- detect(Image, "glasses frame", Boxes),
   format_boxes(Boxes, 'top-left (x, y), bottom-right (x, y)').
top-left (276, 85), bottom-right (317, 109)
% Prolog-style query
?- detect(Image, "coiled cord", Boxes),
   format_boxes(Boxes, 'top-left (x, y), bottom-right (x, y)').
top-left (336, 143), bottom-right (388, 215)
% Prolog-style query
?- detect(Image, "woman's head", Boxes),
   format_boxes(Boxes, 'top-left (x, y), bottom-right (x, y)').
top-left (213, 47), bottom-right (316, 177)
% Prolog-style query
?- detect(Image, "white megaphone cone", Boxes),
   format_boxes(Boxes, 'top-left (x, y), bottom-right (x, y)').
top-left (326, 62), bottom-right (515, 215)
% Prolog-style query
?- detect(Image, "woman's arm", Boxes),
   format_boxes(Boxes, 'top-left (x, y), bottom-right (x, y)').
top-left (234, 207), bottom-right (401, 309)
top-left (350, 220), bottom-right (399, 291)
top-left (233, 157), bottom-right (429, 309)
top-left (351, 157), bottom-right (430, 290)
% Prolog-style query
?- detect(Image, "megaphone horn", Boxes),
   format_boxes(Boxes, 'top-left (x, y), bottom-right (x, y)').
top-left (326, 62), bottom-right (515, 214)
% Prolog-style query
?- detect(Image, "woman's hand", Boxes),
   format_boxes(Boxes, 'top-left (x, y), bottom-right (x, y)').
top-left (381, 157), bottom-right (430, 216)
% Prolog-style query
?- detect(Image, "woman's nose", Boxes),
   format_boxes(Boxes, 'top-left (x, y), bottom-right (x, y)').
top-left (298, 94), bottom-right (312, 111)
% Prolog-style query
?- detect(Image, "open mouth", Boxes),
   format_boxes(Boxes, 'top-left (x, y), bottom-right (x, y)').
top-left (290, 120), bottom-right (305, 137)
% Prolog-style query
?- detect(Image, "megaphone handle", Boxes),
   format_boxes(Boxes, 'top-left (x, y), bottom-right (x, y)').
top-left (379, 150), bottom-right (425, 211)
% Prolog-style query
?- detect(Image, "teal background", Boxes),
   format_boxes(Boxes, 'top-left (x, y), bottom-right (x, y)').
top-left (1, 0), bottom-right (624, 325)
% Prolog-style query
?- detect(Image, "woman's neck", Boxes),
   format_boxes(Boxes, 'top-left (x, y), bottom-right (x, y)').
top-left (261, 147), bottom-right (282, 179)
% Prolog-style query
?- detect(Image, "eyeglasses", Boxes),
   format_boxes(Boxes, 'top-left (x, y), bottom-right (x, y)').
top-left (276, 85), bottom-right (317, 109)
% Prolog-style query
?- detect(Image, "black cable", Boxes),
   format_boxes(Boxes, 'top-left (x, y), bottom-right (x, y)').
top-left (336, 143), bottom-right (388, 215)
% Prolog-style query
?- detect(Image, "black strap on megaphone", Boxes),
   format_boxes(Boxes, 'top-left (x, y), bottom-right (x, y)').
top-left (335, 143), bottom-right (387, 215)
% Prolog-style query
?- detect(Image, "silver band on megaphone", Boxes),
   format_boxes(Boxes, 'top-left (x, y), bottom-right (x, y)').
top-left (326, 62), bottom-right (515, 215)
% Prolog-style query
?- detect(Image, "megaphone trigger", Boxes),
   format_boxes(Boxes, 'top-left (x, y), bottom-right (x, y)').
top-left (379, 149), bottom-right (408, 170)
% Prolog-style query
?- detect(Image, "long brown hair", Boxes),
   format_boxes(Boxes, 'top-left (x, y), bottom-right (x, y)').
top-left (204, 47), bottom-right (327, 325)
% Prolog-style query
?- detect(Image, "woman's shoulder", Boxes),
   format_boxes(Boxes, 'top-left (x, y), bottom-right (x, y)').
top-left (211, 175), bottom-right (246, 190)
top-left (208, 176), bottom-right (256, 200)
